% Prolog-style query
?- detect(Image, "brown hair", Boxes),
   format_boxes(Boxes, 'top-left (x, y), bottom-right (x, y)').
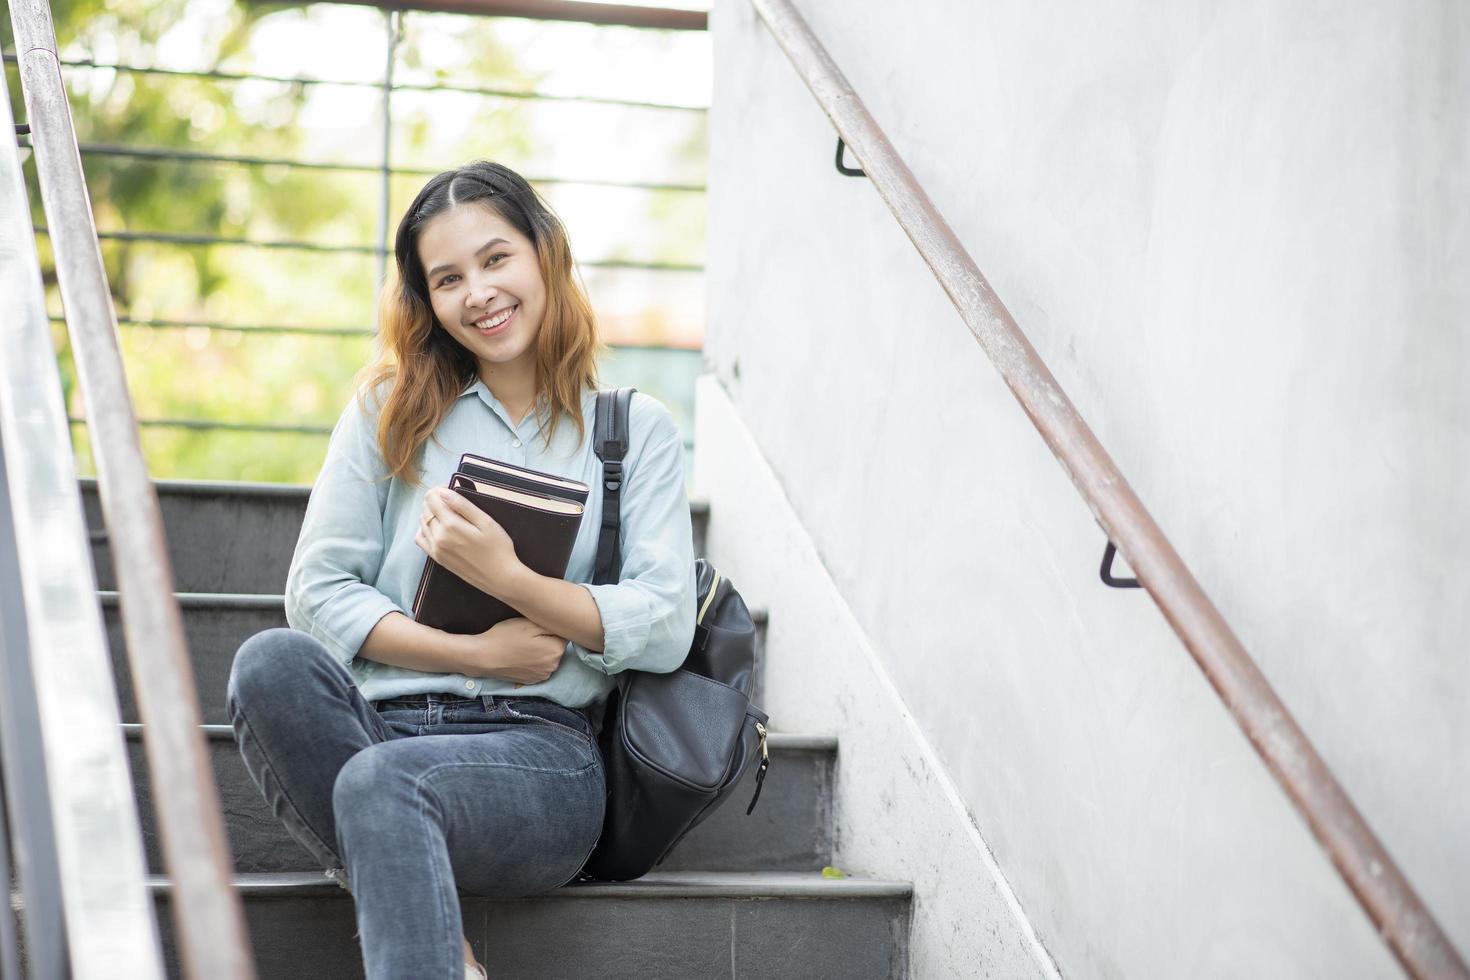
top-left (355, 161), bottom-right (608, 487)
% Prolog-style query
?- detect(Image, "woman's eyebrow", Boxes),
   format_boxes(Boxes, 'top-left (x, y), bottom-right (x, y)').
top-left (427, 237), bottom-right (511, 279)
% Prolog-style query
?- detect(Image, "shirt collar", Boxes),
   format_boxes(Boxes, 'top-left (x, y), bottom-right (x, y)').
top-left (459, 377), bottom-right (595, 435)
top-left (459, 378), bottom-right (599, 411)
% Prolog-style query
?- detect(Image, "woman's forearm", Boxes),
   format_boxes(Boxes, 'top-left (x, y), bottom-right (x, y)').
top-left (492, 564), bottom-right (606, 654)
top-left (357, 611), bottom-right (473, 674)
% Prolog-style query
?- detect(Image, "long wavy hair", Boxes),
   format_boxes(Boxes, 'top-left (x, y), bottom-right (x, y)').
top-left (355, 161), bottom-right (608, 487)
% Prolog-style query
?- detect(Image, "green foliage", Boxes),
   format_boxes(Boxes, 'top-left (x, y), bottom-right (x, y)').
top-left (5, 0), bottom-right (705, 486)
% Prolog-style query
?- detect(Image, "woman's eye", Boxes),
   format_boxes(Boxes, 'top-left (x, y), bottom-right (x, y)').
top-left (435, 254), bottom-right (506, 287)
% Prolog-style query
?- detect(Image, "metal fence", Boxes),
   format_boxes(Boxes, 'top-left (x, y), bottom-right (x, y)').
top-left (4, 1), bottom-right (709, 479)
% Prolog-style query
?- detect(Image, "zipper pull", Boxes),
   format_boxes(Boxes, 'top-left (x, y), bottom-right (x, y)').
top-left (745, 722), bottom-right (770, 815)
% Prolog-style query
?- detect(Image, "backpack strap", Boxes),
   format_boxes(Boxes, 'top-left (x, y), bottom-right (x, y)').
top-left (592, 387), bottom-right (636, 586)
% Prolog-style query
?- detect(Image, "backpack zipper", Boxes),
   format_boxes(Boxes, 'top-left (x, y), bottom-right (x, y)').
top-left (697, 569), bottom-right (722, 625)
top-left (745, 721), bottom-right (770, 815)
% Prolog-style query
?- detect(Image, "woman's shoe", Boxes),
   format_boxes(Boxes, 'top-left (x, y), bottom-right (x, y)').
top-left (464, 959), bottom-right (487, 980)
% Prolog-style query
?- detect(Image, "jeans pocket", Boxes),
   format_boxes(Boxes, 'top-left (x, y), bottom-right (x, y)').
top-left (503, 700), bottom-right (596, 750)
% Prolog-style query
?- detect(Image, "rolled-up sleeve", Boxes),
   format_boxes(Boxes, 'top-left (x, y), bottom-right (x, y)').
top-left (570, 398), bottom-right (696, 676)
top-left (284, 386), bottom-right (406, 668)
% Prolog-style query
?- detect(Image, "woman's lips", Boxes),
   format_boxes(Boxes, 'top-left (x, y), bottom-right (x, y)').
top-left (473, 304), bottom-right (517, 335)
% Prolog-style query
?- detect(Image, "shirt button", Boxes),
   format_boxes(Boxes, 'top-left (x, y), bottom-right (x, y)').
top-left (464, 681), bottom-right (474, 690)
top-left (512, 439), bottom-right (522, 448)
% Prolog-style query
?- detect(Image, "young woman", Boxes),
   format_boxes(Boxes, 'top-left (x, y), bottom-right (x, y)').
top-left (225, 161), bottom-right (696, 980)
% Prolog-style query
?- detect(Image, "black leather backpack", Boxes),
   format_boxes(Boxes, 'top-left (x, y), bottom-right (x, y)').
top-left (577, 387), bottom-right (771, 882)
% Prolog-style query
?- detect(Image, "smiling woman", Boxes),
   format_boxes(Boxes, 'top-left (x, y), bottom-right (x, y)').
top-left (225, 160), bottom-right (697, 980)
top-left (220, 160), bottom-right (696, 980)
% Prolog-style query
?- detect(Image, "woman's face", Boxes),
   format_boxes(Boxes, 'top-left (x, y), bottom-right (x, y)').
top-left (417, 202), bottom-right (547, 381)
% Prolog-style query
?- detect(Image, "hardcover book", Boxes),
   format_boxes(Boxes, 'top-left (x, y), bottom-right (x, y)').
top-left (410, 454), bottom-right (589, 635)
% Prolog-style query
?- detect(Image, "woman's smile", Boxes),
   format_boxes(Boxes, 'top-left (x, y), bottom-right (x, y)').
top-left (470, 303), bottom-right (517, 336)
top-left (418, 200), bottom-right (547, 379)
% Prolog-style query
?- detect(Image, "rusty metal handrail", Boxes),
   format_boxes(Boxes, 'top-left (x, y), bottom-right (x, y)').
top-left (8, 0), bottom-right (257, 977)
top-left (747, 1), bottom-right (1466, 977)
top-left (0, 90), bottom-right (80, 980)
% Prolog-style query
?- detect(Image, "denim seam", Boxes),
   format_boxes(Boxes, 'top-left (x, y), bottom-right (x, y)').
top-left (413, 774), bottom-right (458, 980)
top-left (230, 694), bottom-right (344, 872)
top-left (411, 756), bottom-right (598, 784)
top-left (499, 703), bottom-right (595, 751)
top-left (557, 765), bottom-right (606, 889)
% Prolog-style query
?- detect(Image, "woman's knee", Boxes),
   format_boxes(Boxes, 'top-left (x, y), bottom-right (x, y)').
top-left (333, 743), bottom-right (385, 806)
top-left (331, 743), bottom-right (418, 832)
top-left (225, 627), bottom-right (330, 712)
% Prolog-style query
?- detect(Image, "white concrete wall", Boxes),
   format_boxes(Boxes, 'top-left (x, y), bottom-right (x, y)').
top-left (700, 0), bottom-right (1467, 976)
top-left (696, 376), bottom-right (1057, 979)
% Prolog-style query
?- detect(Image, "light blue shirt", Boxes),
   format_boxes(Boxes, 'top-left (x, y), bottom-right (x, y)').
top-left (283, 377), bottom-right (696, 709)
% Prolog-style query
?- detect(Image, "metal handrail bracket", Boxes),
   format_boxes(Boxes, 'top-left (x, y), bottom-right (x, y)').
top-left (0, 27), bottom-right (164, 980)
top-left (9, 0), bottom-right (257, 976)
top-left (746, 1), bottom-right (1467, 977)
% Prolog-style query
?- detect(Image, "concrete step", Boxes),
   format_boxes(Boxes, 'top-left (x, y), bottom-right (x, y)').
top-left (105, 593), bottom-right (284, 726)
top-left (125, 726), bottom-right (835, 875)
top-left (80, 477), bottom-right (710, 595)
top-left (102, 593), bottom-right (768, 726)
top-left (148, 871), bottom-right (912, 979)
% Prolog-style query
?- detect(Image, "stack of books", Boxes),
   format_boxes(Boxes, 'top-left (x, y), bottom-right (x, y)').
top-left (411, 452), bottom-right (590, 635)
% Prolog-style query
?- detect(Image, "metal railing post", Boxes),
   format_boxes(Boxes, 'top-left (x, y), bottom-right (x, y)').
top-left (0, 757), bottom-right (28, 980)
top-left (0, 432), bottom-right (67, 980)
top-left (1, 17), bottom-right (165, 976)
top-left (7, 0), bottom-right (257, 975)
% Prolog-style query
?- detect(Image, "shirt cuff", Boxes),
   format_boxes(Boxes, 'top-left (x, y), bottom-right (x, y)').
top-left (290, 586), bottom-right (405, 669)
top-left (571, 581), bottom-right (652, 675)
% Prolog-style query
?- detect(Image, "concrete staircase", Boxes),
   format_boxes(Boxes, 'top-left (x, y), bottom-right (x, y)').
top-left (81, 478), bottom-right (913, 979)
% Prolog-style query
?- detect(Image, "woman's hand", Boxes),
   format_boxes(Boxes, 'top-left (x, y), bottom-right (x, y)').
top-left (415, 485), bottom-right (524, 596)
top-left (460, 617), bottom-right (568, 685)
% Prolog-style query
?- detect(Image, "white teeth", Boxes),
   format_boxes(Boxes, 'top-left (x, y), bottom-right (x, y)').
top-left (477, 306), bottom-right (514, 329)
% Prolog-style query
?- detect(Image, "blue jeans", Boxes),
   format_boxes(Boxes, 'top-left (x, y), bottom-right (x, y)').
top-left (225, 627), bottom-right (606, 979)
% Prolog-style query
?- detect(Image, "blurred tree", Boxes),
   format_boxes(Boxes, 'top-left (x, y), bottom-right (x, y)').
top-left (3, 0), bottom-right (542, 481)
top-left (3, 0), bottom-right (705, 484)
